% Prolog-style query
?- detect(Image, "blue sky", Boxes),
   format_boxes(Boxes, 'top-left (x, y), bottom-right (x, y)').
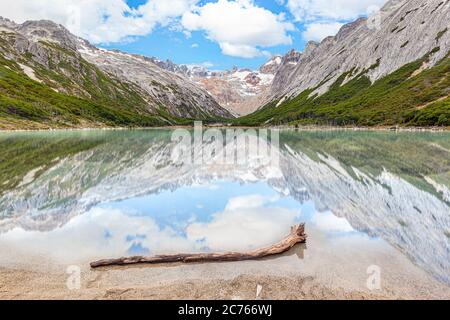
top-left (104, 0), bottom-right (304, 70)
top-left (0, 0), bottom-right (388, 70)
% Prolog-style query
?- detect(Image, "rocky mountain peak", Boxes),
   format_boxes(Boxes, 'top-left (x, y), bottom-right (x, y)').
top-left (187, 56), bottom-right (286, 115)
top-left (303, 41), bottom-right (319, 56)
top-left (263, 0), bottom-right (450, 108)
top-left (0, 17), bottom-right (234, 121)
top-left (282, 49), bottom-right (302, 64)
top-left (0, 16), bottom-right (17, 29)
top-left (141, 54), bottom-right (286, 116)
top-left (259, 55), bottom-right (282, 74)
top-left (17, 19), bottom-right (79, 51)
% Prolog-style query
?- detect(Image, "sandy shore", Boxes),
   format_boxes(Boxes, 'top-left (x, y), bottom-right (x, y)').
top-left (1, 266), bottom-right (449, 300)
top-left (1, 223), bottom-right (449, 300)
top-left (0, 267), bottom-right (389, 300)
top-left (2, 245), bottom-right (450, 300)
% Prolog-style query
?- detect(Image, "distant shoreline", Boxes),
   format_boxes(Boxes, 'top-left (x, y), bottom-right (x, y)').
top-left (0, 125), bottom-right (449, 133)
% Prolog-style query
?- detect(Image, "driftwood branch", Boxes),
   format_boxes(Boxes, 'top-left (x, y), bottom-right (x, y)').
top-left (90, 224), bottom-right (306, 269)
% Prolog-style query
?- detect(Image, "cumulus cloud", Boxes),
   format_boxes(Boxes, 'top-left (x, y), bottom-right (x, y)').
top-left (0, 0), bottom-right (294, 57)
top-left (0, 195), bottom-right (300, 264)
top-left (181, 0), bottom-right (294, 58)
top-left (0, 0), bottom-right (198, 43)
top-left (186, 194), bottom-right (300, 251)
top-left (0, 208), bottom-right (194, 264)
top-left (0, 0), bottom-right (389, 58)
top-left (286, 0), bottom-right (387, 22)
top-left (311, 211), bottom-right (354, 233)
top-left (302, 22), bottom-right (344, 41)
top-left (285, 0), bottom-right (387, 41)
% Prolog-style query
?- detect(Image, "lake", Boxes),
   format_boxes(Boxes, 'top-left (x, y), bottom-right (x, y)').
top-left (0, 128), bottom-right (449, 299)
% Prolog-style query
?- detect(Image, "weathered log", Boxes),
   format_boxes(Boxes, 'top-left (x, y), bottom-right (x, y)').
top-left (90, 224), bottom-right (306, 269)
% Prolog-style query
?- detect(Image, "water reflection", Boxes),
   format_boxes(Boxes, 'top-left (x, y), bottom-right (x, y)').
top-left (0, 129), bottom-right (449, 284)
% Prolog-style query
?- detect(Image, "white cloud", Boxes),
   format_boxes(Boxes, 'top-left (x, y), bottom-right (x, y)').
top-left (0, 0), bottom-right (390, 59)
top-left (286, 0), bottom-right (387, 22)
top-left (0, 0), bottom-right (295, 57)
top-left (0, 0), bottom-right (198, 43)
top-left (302, 22), bottom-right (344, 41)
top-left (0, 208), bottom-right (194, 264)
top-left (185, 61), bottom-right (215, 69)
top-left (0, 195), bottom-right (300, 264)
top-left (186, 194), bottom-right (299, 251)
top-left (219, 43), bottom-right (262, 59)
top-left (181, 0), bottom-right (294, 58)
top-left (311, 211), bottom-right (354, 233)
top-left (285, 0), bottom-right (387, 41)
top-left (200, 61), bottom-right (214, 68)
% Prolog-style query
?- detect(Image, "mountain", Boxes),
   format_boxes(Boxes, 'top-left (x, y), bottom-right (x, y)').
top-left (191, 63), bottom-right (281, 116)
top-left (1, 0), bottom-right (449, 129)
top-left (236, 0), bottom-right (450, 127)
top-left (259, 55), bottom-right (283, 74)
top-left (0, 18), bottom-right (233, 129)
top-left (150, 55), bottom-right (284, 116)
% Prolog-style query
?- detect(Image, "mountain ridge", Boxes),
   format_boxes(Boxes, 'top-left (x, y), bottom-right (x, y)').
top-left (266, 0), bottom-right (450, 103)
top-left (235, 0), bottom-right (450, 127)
top-left (0, 17), bottom-right (233, 129)
top-left (147, 54), bottom-right (286, 116)
top-left (0, 0), bottom-right (449, 129)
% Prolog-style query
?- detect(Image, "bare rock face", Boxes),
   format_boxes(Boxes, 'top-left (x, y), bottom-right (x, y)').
top-left (0, 18), bottom-right (233, 120)
top-left (78, 45), bottom-right (232, 119)
top-left (192, 59), bottom-right (283, 116)
top-left (149, 55), bottom-right (284, 116)
top-left (193, 66), bottom-right (278, 116)
top-left (259, 55), bottom-right (283, 74)
top-left (266, 49), bottom-right (302, 102)
top-left (0, 17), bottom-right (17, 29)
top-left (265, 0), bottom-right (450, 105)
top-left (243, 72), bottom-right (263, 86)
top-left (2, 0), bottom-right (447, 119)
top-left (17, 20), bottom-right (80, 51)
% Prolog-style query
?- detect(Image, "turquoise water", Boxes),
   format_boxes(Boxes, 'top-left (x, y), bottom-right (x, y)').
top-left (0, 129), bottom-right (449, 284)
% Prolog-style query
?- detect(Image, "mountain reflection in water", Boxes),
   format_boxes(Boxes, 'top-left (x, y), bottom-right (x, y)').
top-left (0, 129), bottom-right (449, 284)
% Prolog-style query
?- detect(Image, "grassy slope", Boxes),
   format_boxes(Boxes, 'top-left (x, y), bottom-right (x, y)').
top-left (1, 33), bottom-right (448, 129)
top-left (0, 51), bottom-right (180, 129)
top-left (0, 36), bottom-right (223, 129)
top-left (235, 49), bottom-right (450, 127)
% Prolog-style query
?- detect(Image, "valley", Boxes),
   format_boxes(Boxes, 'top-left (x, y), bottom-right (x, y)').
top-left (0, 0), bottom-right (449, 130)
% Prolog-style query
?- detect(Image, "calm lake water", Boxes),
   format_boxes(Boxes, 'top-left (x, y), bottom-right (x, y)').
top-left (0, 129), bottom-right (449, 286)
